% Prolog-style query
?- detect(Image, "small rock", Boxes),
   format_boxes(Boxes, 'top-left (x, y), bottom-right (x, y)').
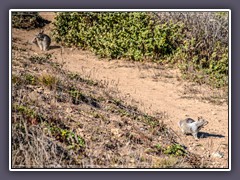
top-left (212, 152), bottom-right (224, 158)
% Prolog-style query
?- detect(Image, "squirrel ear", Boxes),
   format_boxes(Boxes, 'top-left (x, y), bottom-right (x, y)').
top-left (40, 29), bottom-right (44, 33)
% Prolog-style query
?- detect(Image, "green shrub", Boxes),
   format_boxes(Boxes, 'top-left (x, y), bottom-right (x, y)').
top-left (164, 144), bottom-right (186, 156)
top-left (174, 39), bottom-right (228, 87)
top-left (46, 123), bottom-right (85, 148)
top-left (53, 12), bottom-right (183, 61)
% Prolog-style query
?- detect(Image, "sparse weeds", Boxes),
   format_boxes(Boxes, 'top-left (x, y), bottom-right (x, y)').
top-left (38, 74), bottom-right (58, 89)
top-left (146, 142), bottom-right (186, 159)
top-left (201, 94), bottom-right (227, 105)
top-left (141, 114), bottom-right (160, 128)
top-left (12, 74), bottom-right (22, 85)
top-left (107, 98), bottom-right (164, 129)
top-left (45, 123), bottom-right (85, 149)
top-left (29, 54), bottom-right (52, 64)
top-left (155, 144), bottom-right (162, 151)
top-left (91, 111), bottom-right (106, 121)
top-left (24, 73), bottom-right (38, 85)
top-left (111, 98), bottom-right (123, 106)
top-left (181, 83), bottom-right (228, 105)
top-left (13, 104), bottom-right (36, 119)
top-left (163, 144), bottom-right (186, 157)
top-left (13, 72), bottom-right (59, 90)
top-left (12, 103), bottom-right (46, 125)
top-left (66, 87), bottom-right (100, 107)
top-left (12, 120), bottom-right (80, 168)
top-left (68, 72), bottom-right (98, 86)
top-left (68, 89), bottom-right (88, 105)
top-left (116, 109), bottom-right (132, 118)
top-left (12, 102), bottom-right (85, 167)
top-left (12, 44), bottom-right (27, 51)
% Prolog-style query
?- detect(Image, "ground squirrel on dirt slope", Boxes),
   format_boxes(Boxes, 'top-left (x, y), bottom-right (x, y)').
top-left (31, 30), bottom-right (51, 51)
top-left (178, 117), bottom-right (208, 140)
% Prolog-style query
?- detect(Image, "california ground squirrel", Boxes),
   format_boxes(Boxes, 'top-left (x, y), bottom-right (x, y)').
top-left (178, 117), bottom-right (208, 140)
top-left (31, 30), bottom-right (51, 51)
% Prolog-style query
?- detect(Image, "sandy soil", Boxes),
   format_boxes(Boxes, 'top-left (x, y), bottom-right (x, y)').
top-left (12, 12), bottom-right (229, 168)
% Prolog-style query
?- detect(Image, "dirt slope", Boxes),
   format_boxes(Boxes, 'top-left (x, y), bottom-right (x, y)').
top-left (12, 12), bottom-right (229, 168)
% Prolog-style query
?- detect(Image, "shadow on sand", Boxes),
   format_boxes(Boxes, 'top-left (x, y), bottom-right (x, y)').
top-left (49, 45), bottom-right (61, 50)
top-left (198, 132), bottom-right (225, 139)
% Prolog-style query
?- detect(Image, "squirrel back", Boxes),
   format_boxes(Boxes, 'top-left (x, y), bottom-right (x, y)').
top-left (178, 117), bottom-right (208, 139)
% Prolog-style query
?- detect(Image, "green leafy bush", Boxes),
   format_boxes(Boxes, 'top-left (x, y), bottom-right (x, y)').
top-left (53, 12), bottom-right (183, 61)
top-left (164, 144), bottom-right (186, 156)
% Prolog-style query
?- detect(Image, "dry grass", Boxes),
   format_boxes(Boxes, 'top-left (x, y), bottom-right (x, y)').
top-left (180, 82), bottom-right (228, 105)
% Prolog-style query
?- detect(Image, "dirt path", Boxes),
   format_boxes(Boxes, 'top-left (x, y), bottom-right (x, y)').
top-left (13, 12), bottom-right (229, 168)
